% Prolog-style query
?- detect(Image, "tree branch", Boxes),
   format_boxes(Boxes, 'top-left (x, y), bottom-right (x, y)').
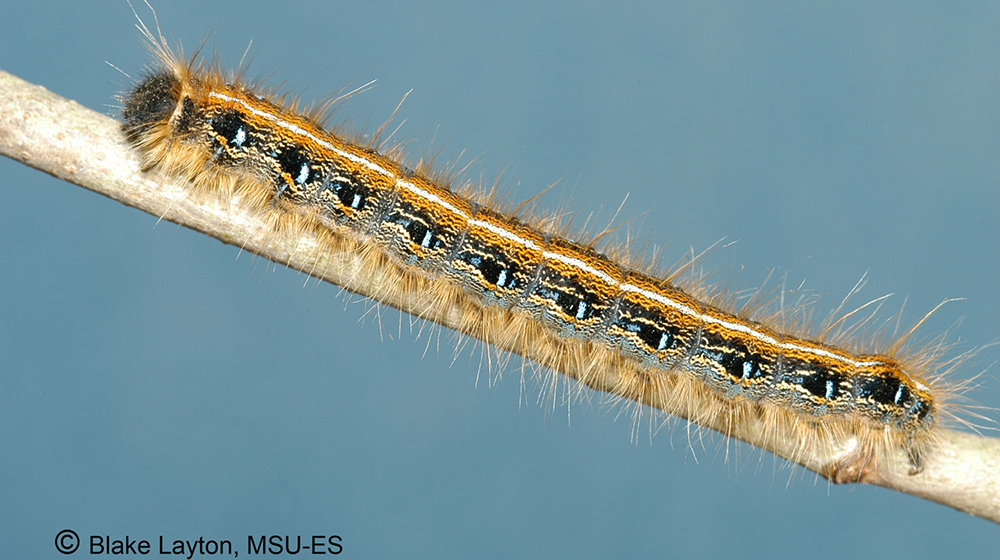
top-left (2, 68), bottom-right (998, 523)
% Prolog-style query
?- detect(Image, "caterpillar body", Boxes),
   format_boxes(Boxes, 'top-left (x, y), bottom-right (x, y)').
top-left (120, 24), bottom-right (959, 482)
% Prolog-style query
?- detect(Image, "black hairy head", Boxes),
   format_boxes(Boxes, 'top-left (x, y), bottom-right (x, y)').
top-left (122, 72), bottom-right (181, 142)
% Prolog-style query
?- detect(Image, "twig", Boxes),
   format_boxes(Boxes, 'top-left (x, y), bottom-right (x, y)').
top-left (2, 68), bottom-right (998, 523)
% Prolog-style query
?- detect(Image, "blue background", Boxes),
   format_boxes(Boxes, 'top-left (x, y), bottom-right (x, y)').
top-left (2, 1), bottom-right (999, 557)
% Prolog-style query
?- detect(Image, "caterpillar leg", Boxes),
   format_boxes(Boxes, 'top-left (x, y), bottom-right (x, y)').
top-left (822, 439), bottom-right (925, 483)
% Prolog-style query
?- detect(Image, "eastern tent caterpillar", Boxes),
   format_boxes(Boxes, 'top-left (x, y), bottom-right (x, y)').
top-left (120, 5), bottom-right (979, 482)
top-left (2, 1), bottom-right (998, 555)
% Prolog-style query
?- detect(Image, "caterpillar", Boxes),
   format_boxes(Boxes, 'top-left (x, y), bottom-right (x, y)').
top-left (117, 10), bottom-right (972, 485)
